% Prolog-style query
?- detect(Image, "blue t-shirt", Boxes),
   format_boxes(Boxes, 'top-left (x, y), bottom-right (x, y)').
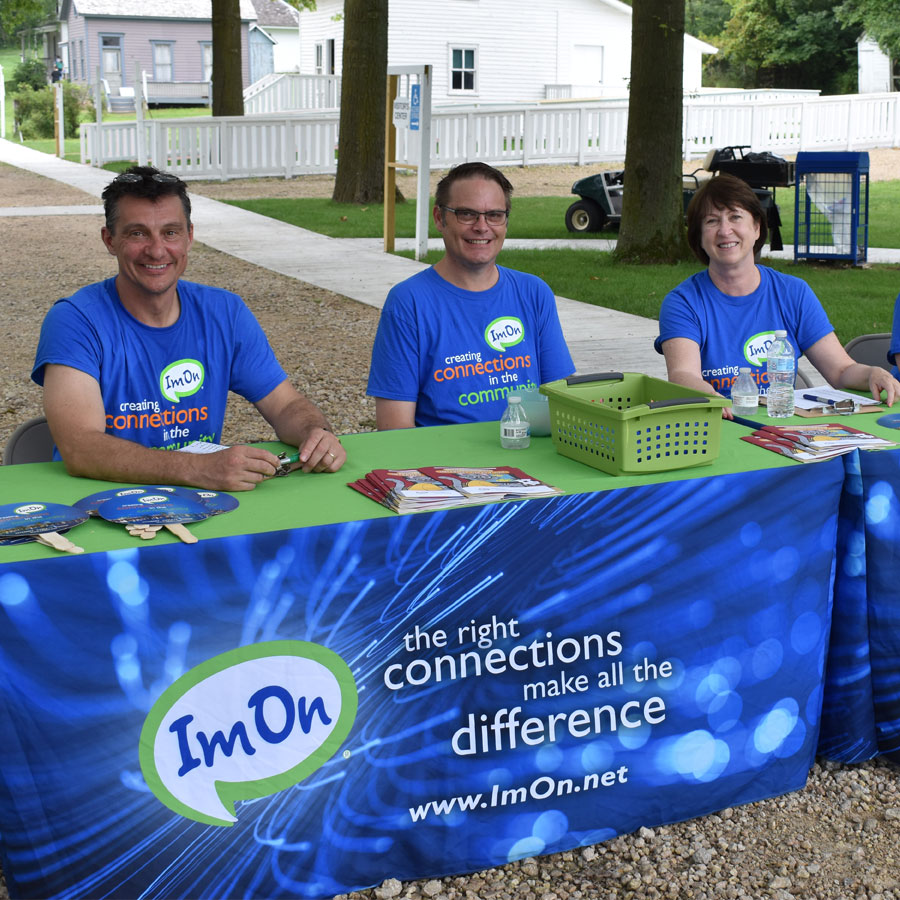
top-left (32, 277), bottom-right (287, 452)
top-left (654, 265), bottom-right (833, 399)
top-left (367, 265), bottom-right (575, 426)
top-left (889, 291), bottom-right (900, 379)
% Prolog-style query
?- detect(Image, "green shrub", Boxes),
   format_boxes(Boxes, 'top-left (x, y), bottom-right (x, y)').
top-left (12, 82), bottom-right (95, 139)
top-left (9, 56), bottom-right (48, 92)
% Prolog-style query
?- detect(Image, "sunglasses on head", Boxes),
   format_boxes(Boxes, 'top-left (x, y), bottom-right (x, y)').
top-left (113, 172), bottom-right (181, 185)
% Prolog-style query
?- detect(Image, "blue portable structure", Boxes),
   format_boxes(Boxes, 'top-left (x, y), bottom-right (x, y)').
top-left (794, 152), bottom-right (869, 265)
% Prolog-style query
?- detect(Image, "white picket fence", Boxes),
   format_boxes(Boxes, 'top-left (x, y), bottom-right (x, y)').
top-left (80, 91), bottom-right (900, 180)
top-left (243, 73), bottom-right (341, 115)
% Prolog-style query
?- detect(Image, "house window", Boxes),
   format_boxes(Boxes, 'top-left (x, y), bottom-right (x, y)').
top-left (100, 34), bottom-right (122, 78)
top-left (315, 40), bottom-right (335, 75)
top-left (79, 40), bottom-right (84, 80)
top-left (450, 46), bottom-right (477, 93)
top-left (152, 42), bottom-right (174, 82)
top-left (200, 42), bottom-right (212, 82)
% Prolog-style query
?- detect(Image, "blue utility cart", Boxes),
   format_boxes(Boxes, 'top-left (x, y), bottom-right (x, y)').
top-left (794, 152), bottom-right (869, 264)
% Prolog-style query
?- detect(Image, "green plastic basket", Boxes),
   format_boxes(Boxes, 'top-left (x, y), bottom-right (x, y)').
top-left (539, 372), bottom-right (729, 475)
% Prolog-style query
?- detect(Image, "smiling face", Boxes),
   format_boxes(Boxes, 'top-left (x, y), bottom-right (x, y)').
top-left (433, 176), bottom-right (508, 276)
top-left (101, 194), bottom-right (193, 316)
top-left (699, 203), bottom-right (761, 272)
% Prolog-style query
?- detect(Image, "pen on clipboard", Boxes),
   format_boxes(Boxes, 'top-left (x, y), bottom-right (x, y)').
top-left (802, 393), bottom-right (858, 413)
top-left (802, 393), bottom-right (836, 406)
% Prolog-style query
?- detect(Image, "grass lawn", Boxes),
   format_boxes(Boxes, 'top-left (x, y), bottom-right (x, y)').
top-left (394, 248), bottom-right (898, 345)
top-left (225, 196), bottom-right (602, 241)
top-left (225, 181), bottom-right (900, 248)
top-left (228, 191), bottom-right (900, 344)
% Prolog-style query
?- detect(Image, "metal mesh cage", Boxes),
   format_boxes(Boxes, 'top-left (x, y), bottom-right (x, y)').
top-left (794, 152), bottom-right (869, 265)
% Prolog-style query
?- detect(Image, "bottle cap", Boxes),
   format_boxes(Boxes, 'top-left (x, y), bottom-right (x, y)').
top-left (774, 329), bottom-right (787, 338)
top-left (509, 396), bottom-right (521, 404)
top-left (739, 367), bottom-right (750, 373)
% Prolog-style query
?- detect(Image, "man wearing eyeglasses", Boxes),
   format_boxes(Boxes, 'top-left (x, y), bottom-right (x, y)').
top-left (32, 166), bottom-right (346, 491)
top-left (367, 162), bottom-right (574, 428)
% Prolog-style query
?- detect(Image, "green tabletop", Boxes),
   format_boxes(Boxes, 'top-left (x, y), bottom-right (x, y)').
top-left (1, 411), bottom-right (896, 562)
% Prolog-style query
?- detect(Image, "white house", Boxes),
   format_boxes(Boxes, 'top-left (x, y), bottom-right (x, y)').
top-left (857, 35), bottom-right (896, 93)
top-left (250, 0), bottom-right (301, 73)
top-left (297, 0), bottom-right (717, 103)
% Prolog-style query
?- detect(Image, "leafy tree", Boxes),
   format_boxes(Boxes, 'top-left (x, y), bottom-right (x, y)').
top-left (713, 0), bottom-right (858, 93)
top-left (613, 0), bottom-right (691, 264)
top-left (332, 0), bottom-right (392, 204)
top-left (12, 81), bottom-right (93, 139)
top-left (836, 0), bottom-right (900, 61)
top-left (686, 0), bottom-right (731, 40)
top-left (211, 0), bottom-right (244, 116)
top-left (9, 57), bottom-right (48, 91)
top-left (0, 0), bottom-right (55, 46)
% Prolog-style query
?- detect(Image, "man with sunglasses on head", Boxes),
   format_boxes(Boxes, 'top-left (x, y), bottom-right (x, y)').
top-left (367, 162), bottom-right (574, 428)
top-left (32, 166), bottom-right (345, 491)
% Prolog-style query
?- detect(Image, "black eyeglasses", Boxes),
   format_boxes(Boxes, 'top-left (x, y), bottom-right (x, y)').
top-left (113, 172), bottom-right (182, 185)
top-left (440, 206), bottom-right (509, 226)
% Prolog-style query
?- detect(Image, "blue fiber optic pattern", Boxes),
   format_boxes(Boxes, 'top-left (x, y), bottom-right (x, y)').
top-left (0, 462), bottom-right (846, 899)
top-left (819, 449), bottom-right (900, 762)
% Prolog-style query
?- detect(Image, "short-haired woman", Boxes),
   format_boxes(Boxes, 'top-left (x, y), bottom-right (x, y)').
top-left (654, 174), bottom-right (899, 418)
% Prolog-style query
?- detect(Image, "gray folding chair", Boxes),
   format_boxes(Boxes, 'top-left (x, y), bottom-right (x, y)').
top-left (3, 416), bottom-right (54, 465)
top-left (844, 333), bottom-right (892, 368)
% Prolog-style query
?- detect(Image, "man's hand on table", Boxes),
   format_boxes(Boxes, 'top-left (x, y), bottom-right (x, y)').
top-left (287, 427), bottom-right (346, 474)
top-left (196, 430), bottom-right (345, 490)
top-left (197, 445), bottom-right (283, 491)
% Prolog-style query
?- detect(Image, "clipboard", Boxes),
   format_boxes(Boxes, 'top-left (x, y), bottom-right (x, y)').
top-left (761, 391), bottom-right (885, 418)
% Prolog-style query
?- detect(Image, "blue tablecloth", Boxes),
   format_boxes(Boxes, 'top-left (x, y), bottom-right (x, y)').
top-left (0, 460), bottom-right (851, 899)
top-left (819, 449), bottom-right (900, 762)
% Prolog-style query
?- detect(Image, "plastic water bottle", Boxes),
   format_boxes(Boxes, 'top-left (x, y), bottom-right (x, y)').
top-left (766, 329), bottom-right (795, 418)
top-left (500, 396), bottom-right (531, 449)
top-left (731, 367), bottom-right (759, 416)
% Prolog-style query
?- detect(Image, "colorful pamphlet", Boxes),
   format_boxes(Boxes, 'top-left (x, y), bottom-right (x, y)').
top-left (741, 423), bottom-right (896, 462)
top-left (348, 466), bottom-right (563, 514)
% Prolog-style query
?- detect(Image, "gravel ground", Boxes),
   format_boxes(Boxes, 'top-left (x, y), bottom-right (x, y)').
top-left (1, 156), bottom-right (900, 900)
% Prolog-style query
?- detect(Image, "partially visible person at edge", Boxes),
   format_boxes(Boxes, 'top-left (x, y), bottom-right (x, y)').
top-left (654, 173), bottom-right (900, 420)
top-left (366, 162), bottom-right (575, 428)
top-left (31, 165), bottom-right (346, 491)
top-left (888, 291), bottom-right (900, 379)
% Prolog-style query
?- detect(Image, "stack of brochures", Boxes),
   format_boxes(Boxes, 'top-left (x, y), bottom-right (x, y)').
top-left (741, 423), bottom-right (896, 462)
top-left (348, 466), bottom-right (563, 514)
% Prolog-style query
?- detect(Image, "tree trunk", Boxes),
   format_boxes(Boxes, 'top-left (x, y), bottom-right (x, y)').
top-left (613, 0), bottom-right (691, 263)
top-left (211, 0), bottom-right (244, 117)
top-left (332, 0), bottom-right (392, 204)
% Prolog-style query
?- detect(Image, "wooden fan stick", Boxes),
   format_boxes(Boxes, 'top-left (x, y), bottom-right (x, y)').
top-left (164, 522), bottom-right (198, 544)
top-left (35, 531), bottom-right (84, 554)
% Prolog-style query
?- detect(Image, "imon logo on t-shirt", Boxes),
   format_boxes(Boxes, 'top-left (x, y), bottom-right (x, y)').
top-left (484, 316), bottom-right (525, 352)
top-left (743, 331), bottom-right (777, 367)
top-left (139, 641), bottom-right (358, 826)
top-left (160, 359), bottom-right (205, 403)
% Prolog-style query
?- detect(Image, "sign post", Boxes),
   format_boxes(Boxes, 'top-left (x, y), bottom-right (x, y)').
top-left (53, 83), bottom-right (65, 158)
top-left (383, 65), bottom-right (432, 261)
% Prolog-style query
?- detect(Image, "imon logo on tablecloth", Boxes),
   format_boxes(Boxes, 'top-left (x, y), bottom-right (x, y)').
top-left (139, 641), bottom-right (358, 826)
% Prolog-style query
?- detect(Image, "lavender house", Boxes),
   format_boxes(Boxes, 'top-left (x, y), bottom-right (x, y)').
top-left (58, 0), bottom-right (256, 103)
